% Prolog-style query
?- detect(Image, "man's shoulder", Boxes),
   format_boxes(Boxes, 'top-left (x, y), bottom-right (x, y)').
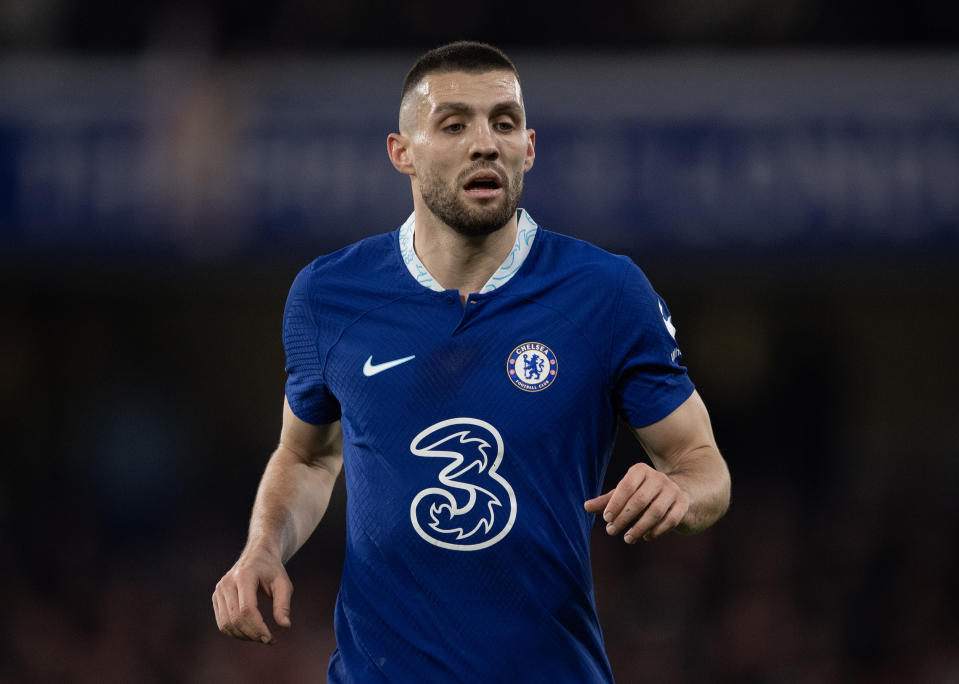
top-left (301, 230), bottom-right (398, 282)
top-left (287, 229), bottom-right (412, 315)
top-left (530, 226), bottom-right (635, 284)
top-left (518, 223), bottom-right (661, 327)
top-left (538, 227), bottom-right (628, 260)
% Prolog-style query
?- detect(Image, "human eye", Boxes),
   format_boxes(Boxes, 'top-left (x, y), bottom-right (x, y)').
top-left (442, 121), bottom-right (465, 133)
top-left (494, 119), bottom-right (516, 133)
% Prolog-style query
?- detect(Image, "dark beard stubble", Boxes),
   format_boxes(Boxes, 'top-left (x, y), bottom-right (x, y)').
top-left (419, 165), bottom-right (525, 238)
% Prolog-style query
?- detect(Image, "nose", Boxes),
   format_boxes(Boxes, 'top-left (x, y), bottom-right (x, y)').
top-left (469, 122), bottom-right (498, 161)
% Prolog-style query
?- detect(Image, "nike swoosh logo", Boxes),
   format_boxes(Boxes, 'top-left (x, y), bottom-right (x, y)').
top-left (363, 354), bottom-right (416, 377)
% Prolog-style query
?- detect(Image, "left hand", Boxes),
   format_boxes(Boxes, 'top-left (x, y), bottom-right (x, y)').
top-left (584, 462), bottom-right (690, 543)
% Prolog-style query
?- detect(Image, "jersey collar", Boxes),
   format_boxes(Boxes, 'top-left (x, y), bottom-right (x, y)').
top-left (398, 209), bottom-right (539, 294)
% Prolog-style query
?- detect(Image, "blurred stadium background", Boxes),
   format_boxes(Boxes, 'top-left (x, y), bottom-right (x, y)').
top-left (2, 1), bottom-right (958, 682)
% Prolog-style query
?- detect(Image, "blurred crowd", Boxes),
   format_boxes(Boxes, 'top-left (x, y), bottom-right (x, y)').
top-left (2, 1), bottom-right (958, 681)
top-left (1, 0), bottom-right (958, 54)
top-left (3, 464), bottom-right (958, 684)
top-left (2, 260), bottom-right (957, 683)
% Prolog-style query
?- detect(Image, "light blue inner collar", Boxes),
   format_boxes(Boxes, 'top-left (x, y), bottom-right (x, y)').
top-left (398, 209), bottom-right (539, 294)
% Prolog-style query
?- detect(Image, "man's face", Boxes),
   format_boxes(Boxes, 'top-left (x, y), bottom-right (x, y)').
top-left (400, 70), bottom-right (535, 237)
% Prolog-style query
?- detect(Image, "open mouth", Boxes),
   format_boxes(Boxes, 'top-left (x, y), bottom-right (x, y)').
top-left (463, 173), bottom-right (503, 199)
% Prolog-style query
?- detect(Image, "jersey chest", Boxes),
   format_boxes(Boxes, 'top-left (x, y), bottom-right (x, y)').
top-left (323, 293), bottom-right (608, 431)
top-left (323, 292), bottom-right (615, 554)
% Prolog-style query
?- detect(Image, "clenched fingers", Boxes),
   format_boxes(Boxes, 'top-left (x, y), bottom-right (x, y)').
top-left (238, 574), bottom-right (275, 643)
top-left (213, 572), bottom-right (274, 644)
top-left (622, 491), bottom-right (687, 542)
top-left (586, 463), bottom-right (689, 543)
top-left (216, 579), bottom-right (247, 639)
top-left (632, 497), bottom-right (687, 541)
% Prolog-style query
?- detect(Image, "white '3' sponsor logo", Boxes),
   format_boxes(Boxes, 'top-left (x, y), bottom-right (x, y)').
top-left (409, 418), bottom-right (517, 551)
top-left (363, 354), bottom-right (416, 377)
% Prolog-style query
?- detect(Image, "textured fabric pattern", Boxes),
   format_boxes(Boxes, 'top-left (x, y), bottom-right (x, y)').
top-left (282, 215), bottom-right (694, 683)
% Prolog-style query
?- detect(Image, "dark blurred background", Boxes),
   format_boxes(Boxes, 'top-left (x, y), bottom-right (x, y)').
top-left (2, 1), bottom-right (958, 682)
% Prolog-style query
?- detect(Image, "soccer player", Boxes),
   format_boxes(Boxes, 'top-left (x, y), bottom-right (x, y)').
top-left (213, 41), bottom-right (731, 682)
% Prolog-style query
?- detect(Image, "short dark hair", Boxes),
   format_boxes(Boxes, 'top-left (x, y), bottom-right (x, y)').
top-left (401, 41), bottom-right (519, 100)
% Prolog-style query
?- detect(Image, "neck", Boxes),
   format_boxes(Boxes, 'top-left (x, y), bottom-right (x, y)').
top-left (411, 201), bottom-right (518, 305)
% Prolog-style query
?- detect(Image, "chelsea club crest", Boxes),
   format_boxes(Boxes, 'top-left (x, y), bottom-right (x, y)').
top-left (507, 342), bottom-right (557, 392)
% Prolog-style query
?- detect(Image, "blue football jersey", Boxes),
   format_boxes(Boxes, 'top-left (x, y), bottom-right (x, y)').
top-left (282, 210), bottom-right (694, 683)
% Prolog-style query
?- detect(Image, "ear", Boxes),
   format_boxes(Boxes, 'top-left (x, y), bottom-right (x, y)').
top-left (523, 129), bottom-right (536, 172)
top-left (387, 133), bottom-right (415, 176)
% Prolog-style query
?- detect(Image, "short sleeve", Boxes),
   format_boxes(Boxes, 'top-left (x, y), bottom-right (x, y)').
top-left (610, 260), bottom-right (695, 428)
top-left (282, 265), bottom-right (341, 425)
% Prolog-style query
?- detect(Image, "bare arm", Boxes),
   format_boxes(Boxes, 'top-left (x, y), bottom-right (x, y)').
top-left (213, 398), bottom-right (343, 643)
top-left (585, 390), bottom-right (730, 542)
top-left (248, 399), bottom-right (343, 562)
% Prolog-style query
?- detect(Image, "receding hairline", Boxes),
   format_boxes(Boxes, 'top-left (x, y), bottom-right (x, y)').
top-left (400, 41), bottom-right (520, 101)
top-left (398, 41), bottom-right (523, 132)
top-left (398, 68), bottom-right (525, 133)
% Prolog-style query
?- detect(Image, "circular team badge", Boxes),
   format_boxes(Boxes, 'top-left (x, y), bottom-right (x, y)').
top-left (507, 342), bottom-right (558, 392)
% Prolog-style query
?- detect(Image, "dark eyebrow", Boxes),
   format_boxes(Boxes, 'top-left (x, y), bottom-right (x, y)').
top-left (490, 101), bottom-right (524, 119)
top-left (431, 102), bottom-right (474, 118)
top-left (431, 101), bottom-right (524, 120)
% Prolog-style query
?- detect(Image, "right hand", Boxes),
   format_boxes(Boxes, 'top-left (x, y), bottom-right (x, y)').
top-left (213, 548), bottom-right (293, 645)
